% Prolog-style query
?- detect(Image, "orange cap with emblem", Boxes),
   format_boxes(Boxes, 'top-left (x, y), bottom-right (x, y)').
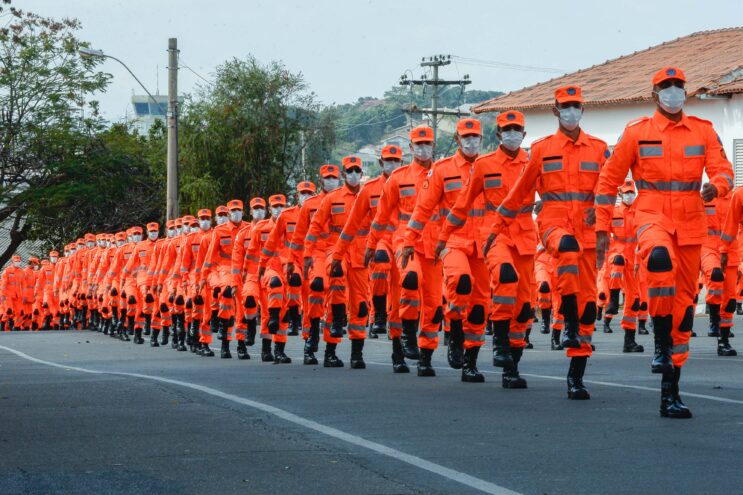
top-left (555, 85), bottom-right (583, 104)
top-left (297, 181), bottom-right (316, 193)
top-left (146, 222), bottom-right (159, 232)
top-left (250, 197), bottom-right (266, 209)
top-left (320, 164), bottom-right (340, 178)
top-left (130, 226), bottom-right (143, 235)
top-left (227, 199), bottom-right (243, 211)
top-left (198, 208), bottom-right (212, 218)
top-left (652, 66), bottom-right (686, 86)
top-left (216, 205), bottom-right (228, 215)
top-left (410, 126), bottom-right (434, 143)
top-left (496, 110), bottom-right (525, 128)
top-left (341, 155), bottom-right (363, 170)
top-left (620, 179), bottom-right (636, 194)
top-left (269, 194), bottom-right (286, 207)
top-left (456, 118), bottom-right (482, 136)
top-left (381, 145), bottom-right (403, 160)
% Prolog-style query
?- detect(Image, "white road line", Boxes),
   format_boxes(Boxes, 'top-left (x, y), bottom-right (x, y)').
top-left (0, 344), bottom-right (521, 495)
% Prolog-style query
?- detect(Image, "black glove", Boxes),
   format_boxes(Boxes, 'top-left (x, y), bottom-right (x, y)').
top-left (145, 294), bottom-right (154, 303)
top-left (194, 295), bottom-right (204, 305)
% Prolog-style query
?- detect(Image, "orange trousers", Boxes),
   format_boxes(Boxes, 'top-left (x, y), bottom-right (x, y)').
top-left (398, 251), bottom-right (443, 350)
top-left (441, 246), bottom-right (489, 350)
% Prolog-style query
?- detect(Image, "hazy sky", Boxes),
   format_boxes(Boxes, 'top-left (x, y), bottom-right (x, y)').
top-left (20, 0), bottom-right (743, 121)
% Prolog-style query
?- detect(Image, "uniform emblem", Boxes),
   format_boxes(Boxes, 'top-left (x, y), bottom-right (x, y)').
top-left (390, 147), bottom-right (397, 153)
top-left (465, 121), bottom-right (474, 128)
top-left (422, 179), bottom-right (429, 189)
top-left (567, 87), bottom-right (576, 95)
top-left (419, 130), bottom-right (426, 137)
top-left (604, 149), bottom-right (611, 158)
top-left (667, 68), bottom-right (676, 76)
top-left (507, 113), bottom-right (515, 120)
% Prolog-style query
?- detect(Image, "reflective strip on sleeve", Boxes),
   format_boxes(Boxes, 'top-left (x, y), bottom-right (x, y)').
top-left (720, 173), bottom-right (734, 189)
top-left (398, 213), bottom-right (411, 221)
top-left (721, 232), bottom-right (735, 242)
top-left (340, 232), bottom-right (354, 242)
top-left (635, 180), bottom-right (701, 192)
top-left (446, 213), bottom-right (466, 227)
top-left (408, 219), bottom-right (424, 231)
top-left (371, 222), bottom-right (386, 231)
top-left (497, 205), bottom-right (518, 218)
top-left (708, 229), bottom-right (721, 237)
top-left (595, 194), bottom-right (616, 205)
top-left (357, 229), bottom-right (370, 236)
top-left (262, 247), bottom-right (277, 257)
top-left (306, 234), bottom-right (318, 242)
top-left (468, 209), bottom-right (485, 217)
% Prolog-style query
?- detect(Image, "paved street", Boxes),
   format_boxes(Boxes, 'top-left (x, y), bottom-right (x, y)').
top-left (1, 317), bottom-right (742, 495)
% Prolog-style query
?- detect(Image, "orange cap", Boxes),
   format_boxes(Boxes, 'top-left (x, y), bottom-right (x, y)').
top-left (620, 179), bottom-right (636, 193)
top-left (175, 218), bottom-right (183, 228)
top-left (188, 216), bottom-right (199, 226)
top-left (115, 232), bottom-right (127, 241)
top-left (84, 233), bottom-right (96, 242)
top-left (297, 181), bottom-right (316, 193)
top-left (555, 85), bottom-right (583, 104)
top-left (496, 110), bottom-right (525, 128)
top-left (456, 118), bottom-right (482, 136)
top-left (166, 219), bottom-right (175, 229)
top-left (197, 208), bottom-right (212, 219)
top-left (49, 250), bottom-right (59, 257)
top-left (41, 259), bottom-right (50, 265)
top-left (131, 226), bottom-right (143, 235)
top-left (11, 254), bottom-right (20, 262)
top-left (182, 215), bottom-right (195, 225)
top-left (227, 199), bottom-right (243, 211)
top-left (381, 145), bottom-right (403, 160)
top-left (76, 238), bottom-right (85, 246)
top-left (250, 197), bottom-right (266, 209)
top-left (410, 126), bottom-right (434, 143)
top-left (652, 66), bottom-right (686, 86)
top-left (216, 205), bottom-right (228, 215)
top-left (341, 155), bottom-right (363, 170)
top-left (320, 164), bottom-right (340, 178)
top-left (29, 257), bottom-right (39, 265)
top-left (146, 222), bottom-right (159, 232)
top-left (269, 194), bottom-right (286, 207)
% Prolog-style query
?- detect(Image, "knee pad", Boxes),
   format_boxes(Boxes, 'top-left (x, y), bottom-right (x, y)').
top-left (725, 298), bottom-right (737, 314)
top-left (538, 281), bottom-right (550, 294)
top-left (612, 254), bottom-right (625, 266)
top-left (467, 304), bottom-right (486, 325)
top-left (558, 235), bottom-right (580, 253)
top-left (431, 306), bottom-right (444, 324)
top-left (401, 271), bottom-right (419, 291)
top-left (640, 301), bottom-right (648, 311)
top-left (309, 277), bottom-right (324, 292)
top-left (515, 303), bottom-right (532, 324)
top-left (145, 294), bottom-right (154, 304)
top-left (499, 263), bottom-right (518, 284)
top-left (212, 287), bottom-right (221, 299)
top-left (358, 301), bottom-right (369, 318)
top-left (373, 250), bottom-right (390, 263)
top-left (127, 295), bottom-right (136, 305)
top-left (244, 296), bottom-right (257, 309)
top-left (711, 267), bottom-right (725, 282)
top-left (269, 276), bottom-right (283, 289)
top-left (647, 246), bottom-right (672, 273)
top-left (160, 303), bottom-right (169, 313)
top-left (598, 292), bottom-right (606, 301)
top-left (222, 286), bottom-right (233, 299)
top-left (580, 302), bottom-right (597, 325)
top-left (194, 295), bottom-right (204, 305)
top-left (679, 305), bottom-right (694, 332)
top-left (631, 298), bottom-right (640, 312)
top-left (175, 295), bottom-right (184, 305)
top-left (330, 264), bottom-right (344, 277)
top-left (185, 299), bottom-right (193, 310)
top-left (288, 273), bottom-right (302, 287)
top-left (455, 274), bottom-right (472, 295)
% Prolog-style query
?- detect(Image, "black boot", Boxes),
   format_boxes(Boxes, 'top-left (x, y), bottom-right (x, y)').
top-left (370, 295), bottom-right (387, 338)
top-left (416, 348), bottom-right (436, 377)
top-left (502, 347), bottom-right (527, 389)
top-left (237, 340), bottom-right (250, 360)
top-left (143, 314), bottom-right (151, 336)
top-left (303, 339), bottom-right (318, 365)
top-left (150, 328), bottom-right (160, 347)
top-left (261, 338), bottom-right (274, 362)
top-left (287, 306), bottom-right (300, 336)
top-left (651, 315), bottom-right (673, 374)
top-left (391, 337), bottom-right (409, 373)
top-left (308, 318), bottom-right (321, 353)
top-left (350, 339), bottom-right (366, 369)
top-left (525, 326), bottom-right (533, 349)
top-left (550, 329), bottom-right (563, 350)
top-left (200, 343), bottom-right (215, 357)
top-left (540, 308), bottom-right (551, 334)
top-left (246, 318), bottom-right (257, 346)
top-left (560, 294), bottom-right (581, 348)
top-left (323, 343), bottom-right (344, 367)
top-left (602, 317), bottom-right (613, 333)
top-left (268, 308), bottom-right (281, 335)
top-left (447, 319), bottom-right (464, 369)
top-left (161, 326), bottom-right (170, 346)
top-left (274, 341), bottom-right (292, 364)
top-left (660, 367), bottom-right (692, 418)
top-left (567, 356), bottom-right (590, 400)
top-left (606, 288), bottom-right (620, 315)
top-left (622, 329), bottom-right (644, 352)
top-left (125, 316), bottom-right (135, 341)
top-left (190, 320), bottom-right (200, 352)
top-left (134, 328), bottom-right (144, 345)
top-left (401, 318), bottom-right (421, 360)
top-left (708, 304), bottom-right (721, 337)
top-left (485, 320), bottom-right (494, 336)
top-left (638, 318), bottom-right (649, 335)
top-left (330, 304), bottom-right (346, 338)
top-left (461, 346), bottom-right (485, 383)
top-left (220, 339), bottom-right (232, 358)
top-left (718, 327), bottom-right (738, 356)
top-left (737, 302), bottom-right (743, 315)
top-left (596, 305), bottom-right (603, 321)
top-left (491, 320), bottom-right (514, 368)
top-left (177, 318), bottom-right (187, 351)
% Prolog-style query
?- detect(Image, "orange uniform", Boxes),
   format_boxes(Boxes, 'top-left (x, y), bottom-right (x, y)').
top-left (703, 194), bottom-right (738, 333)
top-left (0, 260), bottom-right (24, 329)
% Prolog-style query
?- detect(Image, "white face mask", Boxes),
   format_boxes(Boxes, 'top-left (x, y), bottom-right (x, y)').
top-left (167, 229), bottom-right (175, 238)
top-left (50, 256), bottom-right (58, 263)
top-left (132, 234), bottom-right (142, 243)
top-left (86, 242), bottom-right (95, 249)
top-left (558, 106), bottom-right (582, 131)
top-left (148, 231), bottom-right (158, 241)
top-left (199, 219), bottom-right (211, 231)
top-left (117, 241), bottom-right (125, 247)
top-left (251, 208), bottom-right (266, 221)
top-left (229, 210), bottom-right (243, 223)
top-left (656, 86), bottom-right (685, 114)
top-left (190, 226), bottom-right (200, 234)
top-left (345, 171), bottom-right (362, 187)
top-left (271, 206), bottom-right (283, 219)
top-left (459, 136), bottom-right (481, 157)
top-left (500, 130), bottom-right (524, 151)
top-left (298, 193), bottom-right (313, 207)
top-left (323, 177), bottom-right (340, 192)
top-left (382, 159), bottom-right (402, 176)
top-left (176, 227), bottom-right (184, 236)
top-left (412, 143), bottom-right (433, 161)
top-left (622, 192), bottom-right (636, 206)
top-left (97, 240), bottom-right (104, 248)
top-left (13, 261), bottom-right (21, 268)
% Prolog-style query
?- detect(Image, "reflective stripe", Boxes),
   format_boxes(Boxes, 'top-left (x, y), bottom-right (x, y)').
top-left (370, 198), bottom-right (379, 207)
top-left (637, 224), bottom-right (652, 237)
top-left (610, 273), bottom-right (622, 278)
top-left (388, 321), bottom-right (403, 329)
top-left (231, 268), bottom-right (241, 275)
top-left (721, 173), bottom-right (734, 189)
top-left (371, 222), bottom-right (386, 232)
top-left (485, 202), bottom-right (498, 212)
top-left (635, 180), bottom-right (701, 192)
top-left (484, 178), bottom-right (501, 188)
top-left (447, 213), bottom-right (466, 227)
top-left (543, 161), bottom-right (563, 172)
top-left (357, 229), bottom-right (370, 236)
top-left (288, 242), bottom-right (302, 250)
top-left (557, 265), bottom-right (579, 276)
top-left (330, 226), bottom-right (343, 233)
top-left (340, 232), bottom-right (354, 242)
top-left (420, 330), bottom-right (439, 339)
top-left (639, 145), bottom-right (663, 157)
top-left (370, 273), bottom-right (388, 280)
top-left (705, 207), bottom-right (716, 215)
top-left (398, 213), bottom-right (411, 221)
top-left (492, 295), bottom-right (516, 305)
top-left (400, 298), bottom-right (419, 307)
top-left (348, 323), bottom-right (367, 331)
top-left (309, 297), bottom-right (324, 304)
top-left (439, 208), bottom-right (451, 218)
top-left (286, 294), bottom-right (300, 300)
top-left (331, 206), bottom-right (345, 214)
top-left (611, 219), bottom-right (624, 226)
top-left (578, 334), bottom-right (592, 344)
top-left (622, 316), bottom-right (636, 325)
top-left (708, 229), bottom-right (721, 237)
top-left (468, 209), bottom-right (485, 217)
top-left (268, 293), bottom-right (283, 301)
top-left (408, 219), bottom-right (424, 231)
top-left (721, 232), bottom-right (735, 242)
top-left (684, 145), bottom-right (705, 157)
top-left (518, 205), bottom-right (534, 214)
top-left (329, 286), bottom-right (346, 292)
top-left (262, 247), bottom-right (277, 257)
top-left (444, 181), bottom-right (462, 191)
top-left (306, 234), bottom-right (318, 242)
top-left (542, 191), bottom-right (594, 202)
top-left (720, 319), bottom-right (733, 326)
top-left (287, 225), bottom-right (296, 232)
top-left (464, 332), bottom-right (485, 342)
top-left (648, 286), bottom-right (676, 297)
top-left (400, 188), bottom-right (416, 197)
top-left (497, 205), bottom-right (518, 219)
top-left (707, 289), bottom-right (723, 296)
top-left (580, 161), bottom-right (599, 172)
top-left (671, 343), bottom-right (689, 354)
top-left (448, 303), bottom-right (466, 313)
top-left (509, 332), bottom-right (525, 340)
top-left (220, 238), bottom-right (231, 246)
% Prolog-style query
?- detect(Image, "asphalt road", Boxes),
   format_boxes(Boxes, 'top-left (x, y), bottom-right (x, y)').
top-left (1, 316), bottom-right (742, 495)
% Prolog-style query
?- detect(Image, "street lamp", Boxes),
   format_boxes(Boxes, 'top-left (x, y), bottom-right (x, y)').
top-left (78, 47), bottom-right (160, 108)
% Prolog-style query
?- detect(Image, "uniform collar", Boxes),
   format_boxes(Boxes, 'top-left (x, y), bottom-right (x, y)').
top-left (495, 146), bottom-right (528, 164)
top-left (652, 109), bottom-right (690, 130)
top-left (554, 127), bottom-right (590, 147)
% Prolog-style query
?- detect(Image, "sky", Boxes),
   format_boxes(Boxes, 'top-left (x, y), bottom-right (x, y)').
top-left (19, 0), bottom-right (743, 122)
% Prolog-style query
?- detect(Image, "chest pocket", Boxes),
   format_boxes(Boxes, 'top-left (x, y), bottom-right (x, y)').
top-left (219, 237), bottom-right (231, 246)
top-left (683, 143), bottom-right (705, 178)
top-left (399, 183), bottom-right (417, 212)
top-left (370, 195), bottom-right (380, 208)
top-left (579, 160), bottom-right (600, 190)
top-left (540, 155), bottom-right (563, 190)
top-left (261, 233), bottom-right (269, 241)
top-left (443, 175), bottom-right (463, 194)
top-left (138, 251), bottom-right (147, 258)
top-left (331, 203), bottom-right (347, 227)
top-left (191, 243), bottom-right (200, 252)
top-left (638, 140), bottom-right (665, 180)
top-left (287, 223), bottom-right (296, 233)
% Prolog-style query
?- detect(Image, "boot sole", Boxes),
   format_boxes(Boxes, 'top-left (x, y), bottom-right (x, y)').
top-left (417, 370), bottom-right (436, 377)
top-left (393, 366), bottom-right (410, 373)
top-left (567, 392), bottom-right (591, 400)
top-left (623, 347), bottom-right (644, 353)
top-left (461, 376), bottom-right (485, 383)
top-left (660, 410), bottom-right (693, 419)
top-left (304, 359), bottom-right (319, 365)
top-left (503, 382), bottom-right (528, 389)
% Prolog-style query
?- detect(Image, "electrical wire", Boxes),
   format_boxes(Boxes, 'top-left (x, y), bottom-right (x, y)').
top-left (453, 56), bottom-right (569, 74)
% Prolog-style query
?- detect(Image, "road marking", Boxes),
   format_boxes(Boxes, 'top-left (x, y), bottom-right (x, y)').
top-left (0, 344), bottom-right (521, 495)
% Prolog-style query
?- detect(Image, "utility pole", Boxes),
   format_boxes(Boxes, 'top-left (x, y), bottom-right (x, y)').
top-left (399, 55), bottom-right (471, 159)
top-left (166, 38), bottom-right (179, 220)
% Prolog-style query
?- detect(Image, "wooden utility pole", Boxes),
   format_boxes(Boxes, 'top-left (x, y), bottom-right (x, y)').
top-left (166, 38), bottom-right (179, 220)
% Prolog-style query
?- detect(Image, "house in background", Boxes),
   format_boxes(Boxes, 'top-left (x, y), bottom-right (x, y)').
top-left (471, 28), bottom-right (743, 185)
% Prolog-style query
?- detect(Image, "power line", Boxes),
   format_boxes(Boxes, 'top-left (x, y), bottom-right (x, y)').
top-left (452, 56), bottom-right (569, 74)
top-left (178, 57), bottom-right (213, 85)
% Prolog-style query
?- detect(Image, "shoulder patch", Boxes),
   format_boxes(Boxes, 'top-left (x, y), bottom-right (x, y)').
top-left (688, 115), bottom-right (713, 126)
top-left (626, 116), bottom-right (649, 128)
top-left (604, 149), bottom-right (611, 159)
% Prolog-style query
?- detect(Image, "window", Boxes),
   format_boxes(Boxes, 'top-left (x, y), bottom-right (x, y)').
top-left (149, 102), bottom-right (168, 116)
top-left (734, 139), bottom-right (743, 187)
top-left (133, 102), bottom-right (149, 116)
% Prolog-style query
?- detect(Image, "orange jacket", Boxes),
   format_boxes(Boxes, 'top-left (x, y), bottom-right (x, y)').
top-left (332, 175), bottom-right (386, 261)
top-left (109, 243), bottom-right (136, 292)
top-left (494, 129), bottom-right (608, 248)
top-left (595, 111), bottom-right (733, 246)
top-left (248, 219), bottom-right (276, 272)
top-left (440, 147), bottom-right (535, 256)
top-left (178, 229), bottom-right (211, 288)
top-left (230, 222), bottom-right (257, 286)
top-left (261, 206), bottom-right (300, 267)
top-left (36, 261), bottom-right (55, 306)
top-left (123, 239), bottom-right (159, 288)
top-left (22, 266), bottom-right (37, 304)
top-left (202, 220), bottom-right (246, 284)
top-left (1, 265), bottom-right (24, 302)
top-left (368, 161), bottom-right (437, 258)
top-left (289, 192), bottom-right (326, 265)
top-left (305, 184), bottom-right (360, 264)
top-left (718, 190), bottom-right (742, 266)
